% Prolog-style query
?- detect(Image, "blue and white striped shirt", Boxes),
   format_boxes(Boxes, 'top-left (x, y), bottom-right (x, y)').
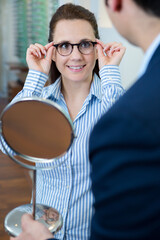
top-left (1, 65), bottom-right (124, 240)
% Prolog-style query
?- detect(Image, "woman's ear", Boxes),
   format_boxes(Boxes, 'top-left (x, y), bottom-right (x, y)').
top-left (52, 48), bottom-right (56, 62)
top-left (95, 45), bottom-right (98, 60)
top-left (95, 43), bottom-right (101, 63)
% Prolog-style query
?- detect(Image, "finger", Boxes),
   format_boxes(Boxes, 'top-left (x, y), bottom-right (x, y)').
top-left (45, 46), bottom-right (54, 61)
top-left (100, 42), bottom-right (116, 55)
top-left (21, 214), bottom-right (33, 231)
top-left (110, 44), bottom-right (122, 52)
top-left (108, 48), bottom-right (124, 57)
top-left (105, 44), bottom-right (125, 56)
top-left (96, 40), bottom-right (114, 54)
top-left (27, 48), bottom-right (39, 58)
top-left (96, 43), bottom-right (106, 58)
top-left (96, 39), bottom-right (106, 49)
top-left (22, 213), bottom-right (33, 222)
top-left (28, 44), bottom-right (43, 58)
top-left (110, 47), bottom-right (121, 54)
top-left (96, 39), bottom-right (121, 55)
top-left (103, 42), bottom-right (121, 51)
top-left (103, 43), bottom-right (120, 52)
top-left (111, 46), bottom-right (126, 54)
top-left (45, 41), bottom-right (54, 50)
top-left (35, 43), bottom-right (47, 56)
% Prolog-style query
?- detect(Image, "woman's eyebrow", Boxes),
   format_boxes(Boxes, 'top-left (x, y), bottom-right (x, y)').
top-left (79, 38), bottom-right (94, 42)
top-left (54, 40), bottom-right (70, 45)
top-left (55, 38), bottom-right (94, 45)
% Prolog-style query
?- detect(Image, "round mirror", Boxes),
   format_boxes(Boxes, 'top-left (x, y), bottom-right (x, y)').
top-left (1, 97), bottom-right (74, 161)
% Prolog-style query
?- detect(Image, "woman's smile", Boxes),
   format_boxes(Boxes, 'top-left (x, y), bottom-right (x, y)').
top-left (67, 64), bottom-right (86, 72)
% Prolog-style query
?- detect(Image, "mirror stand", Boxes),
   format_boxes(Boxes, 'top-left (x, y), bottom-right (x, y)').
top-left (2, 153), bottom-right (63, 237)
top-left (0, 97), bottom-right (74, 237)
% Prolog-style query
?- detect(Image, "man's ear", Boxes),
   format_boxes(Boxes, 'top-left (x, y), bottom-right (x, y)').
top-left (108, 0), bottom-right (122, 11)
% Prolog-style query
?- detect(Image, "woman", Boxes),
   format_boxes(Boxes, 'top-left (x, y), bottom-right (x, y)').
top-left (2, 3), bottom-right (125, 240)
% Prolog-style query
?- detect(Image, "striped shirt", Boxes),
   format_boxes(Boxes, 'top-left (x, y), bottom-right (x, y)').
top-left (0, 65), bottom-right (124, 240)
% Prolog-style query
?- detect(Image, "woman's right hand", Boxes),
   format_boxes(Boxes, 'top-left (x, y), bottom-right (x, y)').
top-left (26, 42), bottom-right (54, 75)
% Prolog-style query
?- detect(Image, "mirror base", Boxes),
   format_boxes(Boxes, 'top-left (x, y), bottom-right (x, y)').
top-left (4, 203), bottom-right (63, 237)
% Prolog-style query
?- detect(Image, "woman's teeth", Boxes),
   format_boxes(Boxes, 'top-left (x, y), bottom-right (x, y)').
top-left (69, 66), bottom-right (84, 70)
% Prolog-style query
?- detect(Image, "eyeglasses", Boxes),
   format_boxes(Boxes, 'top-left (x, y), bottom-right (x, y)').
top-left (54, 40), bottom-right (97, 56)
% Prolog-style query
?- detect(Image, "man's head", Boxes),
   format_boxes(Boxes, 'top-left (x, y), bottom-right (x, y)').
top-left (105, 0), bottom-right (160, 17)
top-left (104, 0), bottom-right (160, 51)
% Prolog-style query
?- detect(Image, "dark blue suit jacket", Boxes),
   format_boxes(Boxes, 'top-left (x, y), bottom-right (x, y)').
top-left (89, 44), bottom-right (160, 240)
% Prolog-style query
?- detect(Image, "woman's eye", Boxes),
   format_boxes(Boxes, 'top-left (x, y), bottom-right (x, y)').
top-left (80, 41), bottom-right (91, 48)
top-left (59, 43), bottom-right (70, 49)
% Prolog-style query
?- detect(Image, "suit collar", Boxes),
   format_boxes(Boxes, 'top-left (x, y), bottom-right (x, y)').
top-left (145, 44), bottom-right (160, 74)
top-left (138, 34), bottom-right (160, 78)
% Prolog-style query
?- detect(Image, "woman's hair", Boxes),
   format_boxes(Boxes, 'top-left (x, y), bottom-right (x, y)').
top-left (48, 3), bottom-right (100, 83)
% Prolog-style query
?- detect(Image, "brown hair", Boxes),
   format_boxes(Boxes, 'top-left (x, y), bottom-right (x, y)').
top-left (48, 3), bottom-right (100, 83)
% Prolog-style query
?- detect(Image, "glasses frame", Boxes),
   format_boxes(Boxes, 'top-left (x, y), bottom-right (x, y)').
top-left (53, 41), bottom-right (97, 56)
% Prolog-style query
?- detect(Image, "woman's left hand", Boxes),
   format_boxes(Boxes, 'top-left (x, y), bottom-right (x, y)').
top-left (96, 39), bottom-right (126, 69)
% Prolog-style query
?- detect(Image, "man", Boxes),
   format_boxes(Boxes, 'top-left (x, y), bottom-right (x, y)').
top-left (11, 0), bottom-right (160, 239)
top-left (89, 0), bottom-right (160, 239)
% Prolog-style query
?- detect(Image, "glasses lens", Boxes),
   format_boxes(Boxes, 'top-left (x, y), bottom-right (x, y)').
top-left (58, 42), bottom-right (72, 56)
top-left (79, 41), bottom-right (94, 55)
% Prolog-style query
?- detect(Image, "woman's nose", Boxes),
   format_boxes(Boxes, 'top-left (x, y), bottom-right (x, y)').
top-left (70, 45), bottom-right (83, 59)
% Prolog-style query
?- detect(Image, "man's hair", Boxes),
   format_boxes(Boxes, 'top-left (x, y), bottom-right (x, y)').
top-left (133, 0), bottom-right (160, 17)
top-left (105, 0), bottom-right (160, 17)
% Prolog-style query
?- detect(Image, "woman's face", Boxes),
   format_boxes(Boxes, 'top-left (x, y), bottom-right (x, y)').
top-left (52, 19), bottom-right (97, 84)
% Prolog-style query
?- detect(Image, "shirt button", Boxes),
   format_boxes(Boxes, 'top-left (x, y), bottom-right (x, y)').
top-left (109, 77), bottom-right (112, 80)
top-left (66, 185), bottom-right (69, 188)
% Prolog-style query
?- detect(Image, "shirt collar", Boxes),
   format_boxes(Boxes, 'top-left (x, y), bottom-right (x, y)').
top-left (138, 33), bottom-right (160, 78)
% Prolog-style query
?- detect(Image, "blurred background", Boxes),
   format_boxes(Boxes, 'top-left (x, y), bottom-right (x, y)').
top-left (0, 0), bottom-right (59, 101)
top-left (0, 0), bottom-right (144, 102)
